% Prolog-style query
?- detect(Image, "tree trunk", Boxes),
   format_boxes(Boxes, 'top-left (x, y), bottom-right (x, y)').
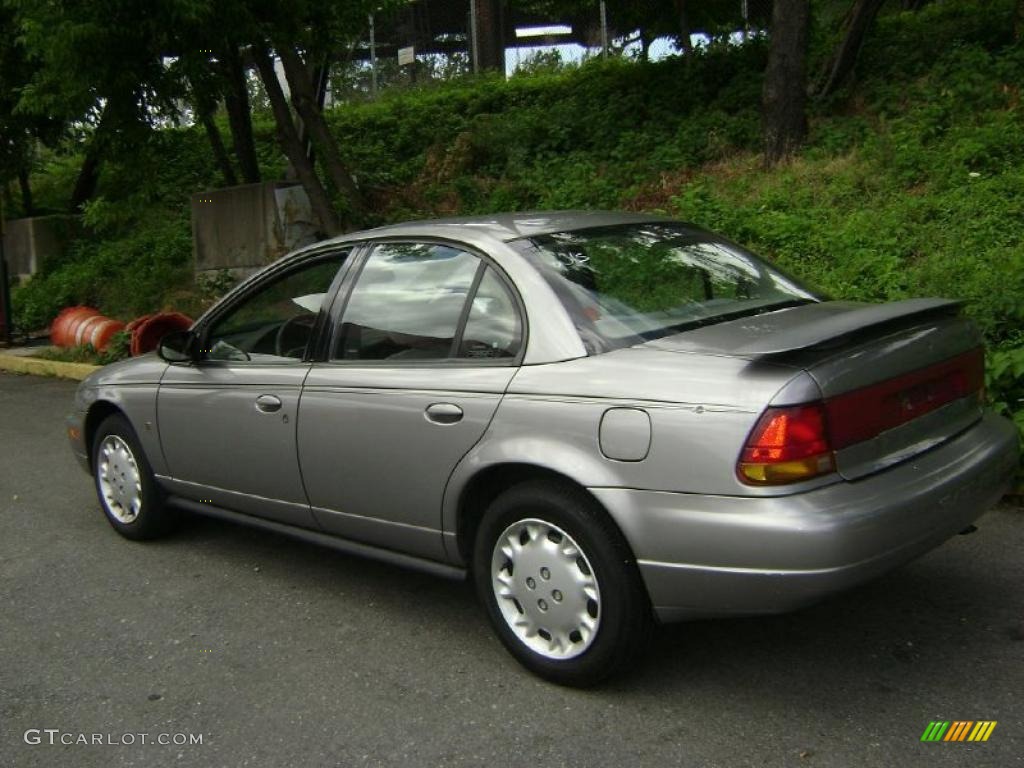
top-left (475, 0), bottom-right (506, 72)
top-left (276, 43), bottom-right (364, 226)
top-left (193, 86), bottom-right (238, 187)
top-left (17, 168), bottom-right (33, 217)
top-left (763, 0), bottom-right (810, 166)
top-left (69, 140), bottom-right (102, 212)
top-left (252, 43), bottom-right (340, 236)
top-left (674, 0), bottom-right (693, 54)
top-left (816, 0), bottom-right (886, 98)
top-left (221, 42), bottom-right (262, 184)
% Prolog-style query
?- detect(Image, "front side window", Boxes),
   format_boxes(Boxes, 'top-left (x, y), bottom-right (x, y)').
top-left (517, 223), bottom-right (817, 354)
top-left (333, 243), bottom-right (523, 363)
top-left (203, 254), bottom-right (346, 362)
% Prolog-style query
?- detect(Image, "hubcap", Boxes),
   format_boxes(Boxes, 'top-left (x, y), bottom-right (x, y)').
top-left (97, 435), bottom-right (143, 524)
top-left (491, 518), bottom-right (601, 660)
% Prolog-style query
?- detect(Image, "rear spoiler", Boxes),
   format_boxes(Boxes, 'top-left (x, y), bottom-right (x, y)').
top-left (734, 298), bottom-right (964, 356)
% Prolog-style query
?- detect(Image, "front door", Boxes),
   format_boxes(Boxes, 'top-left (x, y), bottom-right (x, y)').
top-left (298, 241), bottom-right (524, 559)
top-left (157, 251), bottom-right (348, 527)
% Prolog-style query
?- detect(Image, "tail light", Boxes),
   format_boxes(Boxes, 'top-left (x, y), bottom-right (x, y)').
top-left (738, 348), bottom-right (984, 486)
top-left (738, 404), bottom-right (835, 485)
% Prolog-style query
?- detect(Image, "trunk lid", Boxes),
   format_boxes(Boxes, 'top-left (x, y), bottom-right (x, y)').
top-left (646, 300), bottom-right (985, 480)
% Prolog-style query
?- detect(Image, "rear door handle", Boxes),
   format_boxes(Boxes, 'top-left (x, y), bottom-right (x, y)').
top-left (425, 403), bottom-right (463, 425)
top-left (255, 394), bottom-right (283, 413)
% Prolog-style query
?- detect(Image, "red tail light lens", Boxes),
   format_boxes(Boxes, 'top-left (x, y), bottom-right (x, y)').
top-left (825, 348), bottom-right (984, 449)
top-left (738, 404), bottom-right (836, 485)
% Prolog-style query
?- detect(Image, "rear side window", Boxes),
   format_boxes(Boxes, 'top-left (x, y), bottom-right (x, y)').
top-left (458, 267), bottom-right (522, 360)
top-left (332, 242), bottom-right (521, 363)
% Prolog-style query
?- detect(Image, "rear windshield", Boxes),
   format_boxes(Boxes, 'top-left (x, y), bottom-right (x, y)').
top-left (516, 223), bottom-right (818, 353)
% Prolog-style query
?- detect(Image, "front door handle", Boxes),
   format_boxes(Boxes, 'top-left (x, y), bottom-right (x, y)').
top-left (255, 394), bottom-right (283, 413)
top-left (425, 402), bottom-right (463, 425)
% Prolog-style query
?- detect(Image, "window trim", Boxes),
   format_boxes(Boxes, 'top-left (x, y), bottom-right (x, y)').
top-left (192, 246), bottom-right (354, 368)
top-left (318, 237), bottom-right (528, 368)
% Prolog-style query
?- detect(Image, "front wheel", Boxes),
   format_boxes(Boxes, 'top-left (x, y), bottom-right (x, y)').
top-left (473, 480), bottom-right (652, 686)
top-left (92, 413), bottom-right (178, 540)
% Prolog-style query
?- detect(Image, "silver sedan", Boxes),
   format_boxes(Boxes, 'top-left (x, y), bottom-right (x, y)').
top-left (67, 211), bottom-right (1018, 685)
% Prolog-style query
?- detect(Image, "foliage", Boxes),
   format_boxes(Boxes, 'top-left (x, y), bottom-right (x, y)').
top-left (35, 330), bottom-right (131, 365)
top-left (986, 344), bottom-right (1024, 475)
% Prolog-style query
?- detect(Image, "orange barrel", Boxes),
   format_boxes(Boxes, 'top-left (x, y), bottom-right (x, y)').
top-left (131, 312), bottom-right (193, 356)
top-left (50, 306), bottom-right (99, 347)
top-left (125, 314), bottom-right (153, 335)
top-left (63, 309), bottom-right (104, 348)
top-left (81, 318), bottom-right (126, 352)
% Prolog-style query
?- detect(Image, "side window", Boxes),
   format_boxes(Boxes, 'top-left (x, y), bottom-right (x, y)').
top-left (334, 243), bottom-right (480, 361)
top-left (457, 266), bottom-right (522, 359)
top-left (203, 254), bottom-right (346, 362)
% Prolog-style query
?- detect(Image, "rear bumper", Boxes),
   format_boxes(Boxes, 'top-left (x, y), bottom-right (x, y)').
top-left (591, 412), bottom-right (1018, 622)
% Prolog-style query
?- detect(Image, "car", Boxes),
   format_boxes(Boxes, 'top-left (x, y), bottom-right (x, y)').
top-left (66, 211), bottom-right (1019, 686)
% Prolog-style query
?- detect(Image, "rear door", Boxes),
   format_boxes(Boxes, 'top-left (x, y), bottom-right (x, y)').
top-left (157, 250), bottom-right (350, 527)
top-left (298, 240), bottom-right (523, 560)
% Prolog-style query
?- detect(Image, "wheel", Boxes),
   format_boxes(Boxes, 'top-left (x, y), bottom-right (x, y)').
top-left (92, 413), bottom-right (178, 540)
top-left (473, 480), bottom-right (652, 686)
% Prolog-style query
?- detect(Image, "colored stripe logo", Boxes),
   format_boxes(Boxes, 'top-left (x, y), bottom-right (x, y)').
top-left (921, 721), bottom-right (997, 742)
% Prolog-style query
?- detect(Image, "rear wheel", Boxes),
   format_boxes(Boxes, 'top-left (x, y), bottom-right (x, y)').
top-left (473, 480), bottom-right (652, 686)
top-left (92, 413), bottom-right (177, 540)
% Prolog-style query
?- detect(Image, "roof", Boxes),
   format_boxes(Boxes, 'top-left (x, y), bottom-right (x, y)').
top-left (331, 210), bottom-right (677, 245)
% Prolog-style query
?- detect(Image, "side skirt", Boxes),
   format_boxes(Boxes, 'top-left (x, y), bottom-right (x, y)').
top-left (168, 496), bottom-right (467, 582)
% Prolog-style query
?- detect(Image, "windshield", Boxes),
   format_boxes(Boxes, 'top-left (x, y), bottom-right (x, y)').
top-left (516, 223), bottom-right (818, 353)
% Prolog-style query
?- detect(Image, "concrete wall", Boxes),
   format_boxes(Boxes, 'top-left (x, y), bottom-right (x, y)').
top-left (191, 182), bottom-right (318, 280)
top-left (2, 215), bottom-right (81, 281)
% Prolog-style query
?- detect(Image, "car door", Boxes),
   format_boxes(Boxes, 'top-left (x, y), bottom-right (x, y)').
top-left (157, 250), bottom-right (350, 527)
top-left (298, 240), bottom-right (524, 560)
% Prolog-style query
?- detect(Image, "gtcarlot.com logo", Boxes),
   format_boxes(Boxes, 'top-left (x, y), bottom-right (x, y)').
top-left (921, 721), bottom-right (997, 743)
top-left (24, 729), bottom-right (203, 746)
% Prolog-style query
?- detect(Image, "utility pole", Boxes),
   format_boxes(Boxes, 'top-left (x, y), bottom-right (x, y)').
top-left (469, 0), bottom-right (480, 73)
top-left (600, 1), bottom-right (609, 56)
top-left (368, 13), bottom-right (378, 96)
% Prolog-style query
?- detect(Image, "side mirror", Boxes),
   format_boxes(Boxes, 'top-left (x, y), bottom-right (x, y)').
top-left (157, 329), bottom-right (196, 363)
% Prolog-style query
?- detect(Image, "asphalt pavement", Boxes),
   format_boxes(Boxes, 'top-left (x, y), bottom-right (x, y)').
top-left (1, 371), bottom-right (1021, 767)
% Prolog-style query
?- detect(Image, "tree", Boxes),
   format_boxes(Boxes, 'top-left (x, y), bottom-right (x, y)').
top-left (763, 0), bottom-right (810, 165)
top-left (251, 42), bottom-right (341, 235)
top-left (8, 0), bottom-right (187, 211)
top-left (815, 0), bottom-right (886, 98)
top-left (240, 0), bottom-right (408, 230)
top-left (276, 43), bottom-right (363, 219)
top-left (673, 0), bottom-right (693, 54)
top-left (217, 40), bottom-right (262, 184)
top-left (0, 5), bottom-right (39, 216)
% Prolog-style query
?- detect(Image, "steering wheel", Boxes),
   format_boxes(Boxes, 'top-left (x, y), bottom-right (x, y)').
top-left (274, 313), bottom-right (317, 358)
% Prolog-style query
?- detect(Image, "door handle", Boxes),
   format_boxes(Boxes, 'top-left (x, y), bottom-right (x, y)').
top-left (255, 394), bottom-right (283, 413)
top-left (425, 402), bottom-right (463, 425)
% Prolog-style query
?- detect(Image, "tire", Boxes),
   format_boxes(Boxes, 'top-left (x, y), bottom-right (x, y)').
top-left (473, 479), bottom-right (652, 686)
top-left (92, 413), bottom-right (178, 540)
